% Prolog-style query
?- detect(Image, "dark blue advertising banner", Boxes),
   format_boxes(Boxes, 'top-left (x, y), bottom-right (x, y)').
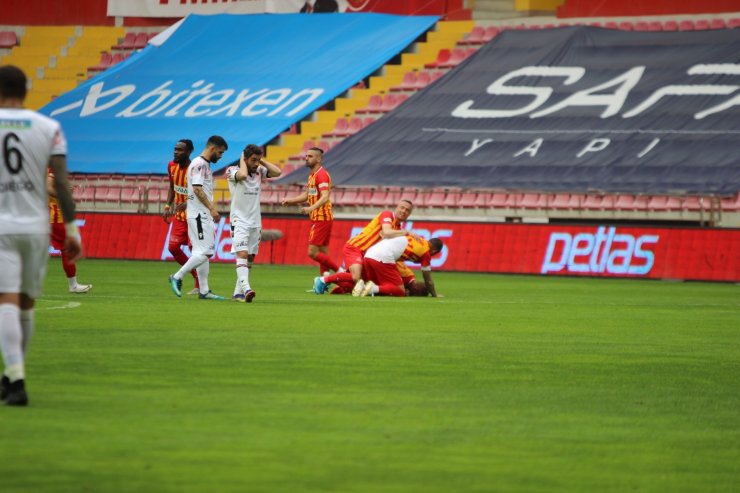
top-left (317, 27), bottom-right (740, 195)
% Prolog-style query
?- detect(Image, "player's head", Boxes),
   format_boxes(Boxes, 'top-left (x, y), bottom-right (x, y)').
top-left (204, 135), bottom-right (228, 163)
top-left (243, 144), bottom-right (263, 172)
top-left (428, 237), bottom-right (444, 256)
top-left (174, 139), bottom-right (193, 164)
top-left (406, 281), bottom-right (429, 297)
top-left (395, 199), bottom-right (413, 221)
top-left (0, 65), bottom-right (27, 102)
top-left (304, 147), bottom-right (323, 169)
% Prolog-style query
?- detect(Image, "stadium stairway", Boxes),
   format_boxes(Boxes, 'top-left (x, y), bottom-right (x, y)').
top-left (0, 25), bottom-right (124, 110)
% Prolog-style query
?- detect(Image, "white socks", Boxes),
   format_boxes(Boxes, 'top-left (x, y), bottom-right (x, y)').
top-left (236, 258), bottom-right (251, 293)
top-left (0, 303), bottom-right (24, 382)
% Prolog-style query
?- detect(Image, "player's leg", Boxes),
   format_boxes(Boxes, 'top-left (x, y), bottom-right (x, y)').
top-left (170, 219), bottom-right (199, 293)
top-left (362, 260), bottom-right (404, 297)
top-left (307, 220), bottom-right (339, 274)
top-left (52, 222), bottom-right (91, 293)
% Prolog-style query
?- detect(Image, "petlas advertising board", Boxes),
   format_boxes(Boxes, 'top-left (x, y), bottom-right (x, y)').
top-left (61, 213), bottom-right (740, 282)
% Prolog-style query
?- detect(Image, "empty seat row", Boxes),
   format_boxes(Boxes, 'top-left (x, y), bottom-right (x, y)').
top-left (356, 93), bottom-right (409, 115)
top-left (113, 31), bottom-right (156, 51)
top-left (87, 51), bottom-right (130, 73)
top-left (390, 70), bottom-right (445, 92)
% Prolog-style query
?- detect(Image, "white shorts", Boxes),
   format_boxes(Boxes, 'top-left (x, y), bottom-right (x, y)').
top-left (187, 214), bottom-right (215, 256)
top-left (0, 234), bottom-right (49, 299)
top-left (230, 224), bottom-right (260, 255)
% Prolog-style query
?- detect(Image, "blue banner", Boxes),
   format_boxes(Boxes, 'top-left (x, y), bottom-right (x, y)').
top-left (41, 13), bottom-right (438, 174)
top-left (312, 27), bottom-right (740, 195)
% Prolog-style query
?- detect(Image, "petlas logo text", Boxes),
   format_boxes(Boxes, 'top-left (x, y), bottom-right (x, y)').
top-left (541, 226), bottom-right (659, 276)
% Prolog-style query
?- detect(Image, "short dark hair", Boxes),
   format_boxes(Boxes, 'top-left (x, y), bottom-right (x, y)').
top-left (243, 144), bottom-right (263, 159)
top-left (207, 135), bottom-right (228, 150)
top-left (0, 65), bottom-right (27, 100)
top-left (399, 199), bottom-right (414, 208)
top-left (308, 147), bottom-right (324, 155)
top-left (429, 237), bottom-right (444, 253)
top-left (177, 139), bottom-right (194, 153)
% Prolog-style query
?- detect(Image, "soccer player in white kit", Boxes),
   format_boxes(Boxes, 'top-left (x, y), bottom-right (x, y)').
top-left (225, 144), bottom-right (282, 302)
top-left (0, 65), bottom-right (83, 406)
top-left (168, 135), bottom-right (228, 300)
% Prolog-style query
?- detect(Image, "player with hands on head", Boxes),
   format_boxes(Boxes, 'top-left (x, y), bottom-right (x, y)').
top-left (225, 144), bottom-right (281, 302)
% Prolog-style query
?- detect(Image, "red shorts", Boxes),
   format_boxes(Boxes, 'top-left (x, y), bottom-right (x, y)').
top-left (50, 222), bottom-right (66, 250)
top-left (363, 258), bottom-right (403, 288)
top-left (308, 220), bottom-right (332, 247)
top-left (169, 219), bottom-right (190, 248)
top-left (343, 243), bottom-right (364, 268)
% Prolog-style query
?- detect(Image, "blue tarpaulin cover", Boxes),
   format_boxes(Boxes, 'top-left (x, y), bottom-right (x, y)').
top-left (301, 26), bottom-right (740, 195)
top-left (40, 13), bottom-right (438, 174)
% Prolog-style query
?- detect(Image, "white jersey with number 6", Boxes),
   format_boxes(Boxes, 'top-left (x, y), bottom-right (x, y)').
top-left (0, 108), bottom-right (67, 235)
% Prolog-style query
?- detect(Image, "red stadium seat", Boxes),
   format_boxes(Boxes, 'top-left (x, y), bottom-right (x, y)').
top-left (114, 32), bottom-right (137, 50)
top-left (634, 21), bottom-right (650, 31)
top-left (326, 117), bottom-right (349, 137)
top-left (88, 52), bottom-right (113, 73)
top-left (549, 193), bottom-right (580, 209)
top-left (604, 22), bottom-right (619, 30)
top-left (380, 93), bottom-right (408, 112)
top-left (662, 20), bottom-right (679, 31)
top-left (694, 20), bottom-right (711, 30)
top-left (436, 48), bottom-right (472, 68)
top-left (391, 71), bottom-right (418, 92)
top-left (647, 21), bottom-right (663, 31)
top-left (483, 26), bottom-right (500, 42)
top-left (457, 191), bottom-right (479, 208)
top-left (678, 20), bottom-right (695, 31)
top-left (518, 193), bottom-right (547, 209)
top-left (618, 21), bottom-right (634, 31)
top-left (425, 49), bottom-right (451, 69)
top-left (356, 94), bottom-right (383, 114)
top-left (133, 32), bottom-right (149, 49)
top-left (728, 18), bottom-right (740, 29)
top-left (647, 195), bottom-right (682, 211)
top-left (459, 25), bottom-right (486, 45)
top-left (720, 194), bottom-right (740, 211)
top-left (0, 31), bottom-right (19, 49)
top-left (709, 19), bottom-right (727, 30)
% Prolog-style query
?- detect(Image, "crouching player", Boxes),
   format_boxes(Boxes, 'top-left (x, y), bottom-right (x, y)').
top-left (355, 235), bottom-right (443, 297)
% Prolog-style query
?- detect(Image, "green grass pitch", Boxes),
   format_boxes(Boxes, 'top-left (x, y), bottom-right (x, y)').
top-left (2, 258), bottom-right (739, 493)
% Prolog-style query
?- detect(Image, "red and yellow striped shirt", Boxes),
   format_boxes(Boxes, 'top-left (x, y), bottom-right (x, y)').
top-left (48, 170), bottom-right (64, 224)
top-left (400, 236), bottom-right (433, 268)
top-left (307, 166), bottom-right (333, 221)
top-left (348, 210), bottom-right (400, 252)
top-left (168, 160), bottom-right (189, 222)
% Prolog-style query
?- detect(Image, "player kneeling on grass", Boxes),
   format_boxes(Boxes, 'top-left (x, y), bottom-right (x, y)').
top-left (355, 235), bottom-right (443, 297)
top-left (225, 144), bottom-right (281, 303)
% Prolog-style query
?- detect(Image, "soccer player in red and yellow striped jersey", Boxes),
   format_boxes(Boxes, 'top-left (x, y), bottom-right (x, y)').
top-left (47, 171), bottom-right (92, 293)
top-left (316, 199), bottom-right (415, 294)
top-left (163, 139), bottom-right (199, 294)
top-left (281, 147), bottom-right (340, 274)
top-left (360, 235), bottom-right (444, 297)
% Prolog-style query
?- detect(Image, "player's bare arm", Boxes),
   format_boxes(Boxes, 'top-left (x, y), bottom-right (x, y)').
top-left (163, 177), bottom-right (176, 222)
top-left (193, 185), bottom-right (219, 221)
top-left (260, 157), bottom-right (282, 178)
top-left (421, 270), bottom-right (438, 298)
top-left (302, 189), bottom-right (330, 215)
top-left (281, 191), bottom-right (308, 206)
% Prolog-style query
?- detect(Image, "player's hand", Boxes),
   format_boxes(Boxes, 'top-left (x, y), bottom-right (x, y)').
top-left (300, 206), bottom-right (311, 215)
top-left (210, 208), bottom-right (220, 222)
top-left (63, 237), bottom-right (83, 263)
top-left (162, 210), bottom-right (172, 223)
top-left (175, 202), bottom-right (186, 213)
